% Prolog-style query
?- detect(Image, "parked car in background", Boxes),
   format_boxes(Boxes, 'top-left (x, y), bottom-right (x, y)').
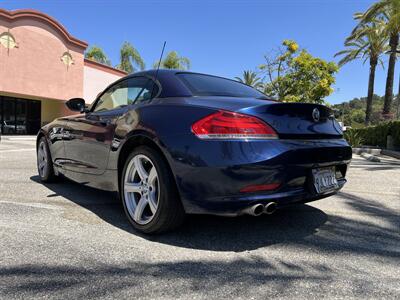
top-left (338, 122), bottom-right (352, 132)
top-left (1, 120), bottom-right (27, 134)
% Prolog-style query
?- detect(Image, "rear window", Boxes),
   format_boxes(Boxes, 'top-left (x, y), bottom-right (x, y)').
top-left (177, 73), bottom-right (268, 99)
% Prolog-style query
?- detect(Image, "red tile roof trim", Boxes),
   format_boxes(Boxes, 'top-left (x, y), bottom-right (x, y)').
top-left (0, 8), bottom-right (88, 49)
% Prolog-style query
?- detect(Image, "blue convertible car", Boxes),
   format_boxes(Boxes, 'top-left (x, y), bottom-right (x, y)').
top-left (37, 70), bottom-right (352, 233)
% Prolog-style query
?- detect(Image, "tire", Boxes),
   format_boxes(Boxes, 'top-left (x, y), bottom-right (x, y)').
top-left (120, 146), bottom-right (185, 234)
top-left (37, 137), bottom-right (57, 182)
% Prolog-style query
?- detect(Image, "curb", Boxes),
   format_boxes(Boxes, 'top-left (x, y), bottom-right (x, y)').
top-left (352, 147), bottom-right (381, 155)
top-left (381, 149), bottom-right (400, 160)
top-left (359, 152), bottom-right (381, 162)
top-left (353, 147), bottom-right (400, 161)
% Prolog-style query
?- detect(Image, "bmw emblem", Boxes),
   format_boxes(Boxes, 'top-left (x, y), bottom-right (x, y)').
top-left (312, 108), bottom-right (320, 122)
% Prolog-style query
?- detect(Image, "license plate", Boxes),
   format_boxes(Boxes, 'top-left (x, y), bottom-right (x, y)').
top-left (312, 167), bottom-right (339, 194)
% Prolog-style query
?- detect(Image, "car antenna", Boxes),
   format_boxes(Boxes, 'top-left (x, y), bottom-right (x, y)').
top-left (151, 41), bottom-right (166, 98)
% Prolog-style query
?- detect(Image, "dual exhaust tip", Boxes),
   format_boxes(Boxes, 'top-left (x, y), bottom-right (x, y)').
top-left (243, 202), bottom-right (277, 216)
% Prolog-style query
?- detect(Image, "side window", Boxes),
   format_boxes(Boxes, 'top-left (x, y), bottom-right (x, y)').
top-left (93, 81), bottom-right (129, 112)
top-left (93, 77), bottom-right (159, 112)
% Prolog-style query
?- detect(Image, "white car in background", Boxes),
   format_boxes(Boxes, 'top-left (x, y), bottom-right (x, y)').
top-left (338, 122), bottom-right (352, 131)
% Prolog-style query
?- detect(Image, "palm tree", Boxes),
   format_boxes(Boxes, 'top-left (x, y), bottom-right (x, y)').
top-left (153, 51), bottom-right (190, 70)
top-left (359, 0), bottom-right (400, 116)
top-left (85, 46), bottom-right (111, 66)
top-left (335, 18), bottom-right (388, 125)
top-left (235, 70), bottom-right (263, 89)
top-left (116, 42), bottom-right (145, 73)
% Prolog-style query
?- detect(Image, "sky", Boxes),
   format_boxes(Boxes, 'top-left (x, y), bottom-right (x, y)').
top-left (1, 0), bottom-right (398, 104)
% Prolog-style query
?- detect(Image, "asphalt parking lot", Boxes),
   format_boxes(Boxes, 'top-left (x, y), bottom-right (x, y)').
top-left (0, 137), bottom-right (399, 299)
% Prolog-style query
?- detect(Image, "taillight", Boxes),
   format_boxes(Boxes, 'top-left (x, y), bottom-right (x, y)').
top-left (191, 110), bottom-right (278, 140)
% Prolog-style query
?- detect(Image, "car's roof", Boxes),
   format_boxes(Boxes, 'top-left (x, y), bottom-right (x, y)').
top-left (127, 69), bottom-right (207, 77)
top-left (114, 69), bottom-right (272, 100)
top-left (127, 69), bottom-right (244, 83)
top-left (123, 69), bottom-right (192, 98)
top-left (122, 69), bottom-right (265, 99)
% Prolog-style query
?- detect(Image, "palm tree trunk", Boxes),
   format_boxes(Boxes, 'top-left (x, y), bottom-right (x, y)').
top-left (365, 57), bottom-right (377, 125)
top-left (397, 73), bottom-right (400, 119)
top-left (383, 32), bottom-right (399, 116)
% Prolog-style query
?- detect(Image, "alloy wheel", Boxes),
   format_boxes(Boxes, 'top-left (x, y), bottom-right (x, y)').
top-left (37, 141), bottom-right (48, 177)
top-left (123, 154), bottom-right (160, 225)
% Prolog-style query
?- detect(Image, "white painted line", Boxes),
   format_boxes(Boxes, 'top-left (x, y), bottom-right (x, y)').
top-left (4, 138), bottom-right (36, 141)
top-left (0, 148), bottom-right (35, 153)
top-left (1, 136), bottom-right (36, 140)
top-left (0, 201), bottom-right (59, 210)
top-left (342, 189), bottom-right (400, 196)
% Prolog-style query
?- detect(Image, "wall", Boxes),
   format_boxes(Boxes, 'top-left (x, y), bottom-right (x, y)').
top-left (83, 59), bottom-right (127, 103)
top-left (0, 11), bottom-right (87, 101)
top-left (0, 9), bottom-right (126, 128)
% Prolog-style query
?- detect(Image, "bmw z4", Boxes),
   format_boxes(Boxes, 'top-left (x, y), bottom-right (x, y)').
top-left (36, 70), bottom-right (352, 233)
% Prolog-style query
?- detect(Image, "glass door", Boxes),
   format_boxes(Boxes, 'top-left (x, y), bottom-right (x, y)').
top-left (16, 99), bottom-right (27, 135)
top-left (0, 96), bottom-right (41, 135)
top-left (3, 97), bottom-right (16, 134)
top-left (0, 96), bottom-right (2, 135)
top-left (27, 100), bottom-right (41, 134)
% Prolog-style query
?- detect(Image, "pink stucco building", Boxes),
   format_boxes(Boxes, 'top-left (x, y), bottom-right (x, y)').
top-left (0, 8), bottom-right (127, 135)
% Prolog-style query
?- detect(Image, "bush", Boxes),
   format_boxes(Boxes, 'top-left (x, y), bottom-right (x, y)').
top-left (343, 130), bottom-right (364, 147)
top-left (345, 121), bottom-right (400, 148)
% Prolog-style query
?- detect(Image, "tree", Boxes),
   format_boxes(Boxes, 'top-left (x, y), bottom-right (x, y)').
top-left (85, 46), bottom-right (111, 66)
top-left (116, 42), bottom-right (145, 73)
top-left (332, 94), bottom-right (395, 126)
top-left (351, 109), bottom-right (366, 124)
top-left (335, 18), bottom-right (388, 125)
top-left (360, 0), bottom-right (400, 116)
top-left (154, 51), bottom-right (190, 70)
top-left (235, 70), bottom-right (263, 89)
top-left (260, 40), bottom-right (338, 104)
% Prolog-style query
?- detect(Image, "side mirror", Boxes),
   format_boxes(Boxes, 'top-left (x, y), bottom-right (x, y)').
top-left (66, 98), bottom-right (87, 113)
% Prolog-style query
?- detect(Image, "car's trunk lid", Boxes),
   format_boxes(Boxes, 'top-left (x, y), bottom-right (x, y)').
top-left (239, 102), bottom-right (343, 139)
top-left (175, 96), bottom-right (343, 139)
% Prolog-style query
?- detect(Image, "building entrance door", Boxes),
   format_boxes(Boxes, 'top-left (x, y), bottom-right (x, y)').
top-left (0, 96), bottom-right (41, 135)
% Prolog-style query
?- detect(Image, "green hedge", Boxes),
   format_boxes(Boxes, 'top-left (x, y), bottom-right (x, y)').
top-left (344, 121), bottom-right (400, 148)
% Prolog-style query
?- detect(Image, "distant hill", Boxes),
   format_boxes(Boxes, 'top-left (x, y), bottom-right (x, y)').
top-left (331, 94), bottom-right (400, 128)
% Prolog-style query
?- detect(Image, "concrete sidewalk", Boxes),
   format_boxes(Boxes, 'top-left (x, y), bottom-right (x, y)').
top-left (353, 147), bottom-right (400, 161)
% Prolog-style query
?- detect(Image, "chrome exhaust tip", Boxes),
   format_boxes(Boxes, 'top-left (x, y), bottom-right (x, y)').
top-left (242, 204), bottom-right (264, 216)
top-left (264, 202), bottom-right (277, 215)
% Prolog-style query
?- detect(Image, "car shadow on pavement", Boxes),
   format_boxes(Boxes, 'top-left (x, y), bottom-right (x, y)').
top-left (8, 176), bottom-right (399, 298)
top-left (153, 207), bottom-right (326, 252)
top-left (30, 175), bottom-right (327, 252)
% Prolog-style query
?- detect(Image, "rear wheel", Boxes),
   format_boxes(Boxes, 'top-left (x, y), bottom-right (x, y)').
top-left (121, 146), bottom-right (185, 234)
top-left (37, 137), bottom-right (57, 182)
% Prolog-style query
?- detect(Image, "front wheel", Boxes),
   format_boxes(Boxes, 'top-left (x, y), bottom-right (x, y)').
top-left (121, 146), bottom-right (185, 234)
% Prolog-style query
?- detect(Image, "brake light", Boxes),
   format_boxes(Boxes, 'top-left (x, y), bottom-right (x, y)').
top-left (191, 110), bottom-right (278, 140)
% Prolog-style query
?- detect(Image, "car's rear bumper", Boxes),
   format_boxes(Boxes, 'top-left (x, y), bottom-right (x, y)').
top-left (162, 136), bottom-right (352, 215)
top-left (183, 178), bottom-right (346, 216)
